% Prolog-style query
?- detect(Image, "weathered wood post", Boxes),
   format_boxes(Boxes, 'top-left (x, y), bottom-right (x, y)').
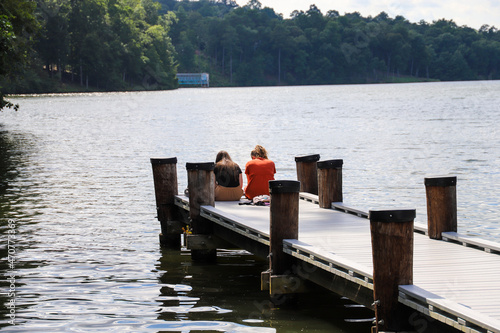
top-left (369, 209), bottom-right (415, 332)
top-left (150, 157), bottom-right (181, 249)
top-left (425, 176), bottom-right (457, 239)
top-left (265, 180), bottom-right (301, 297)
top-left (186, 162), bottom-right (216, 262)
top-left (317, 159), bottom-right (343, 208)
top-left (295, 154), bottom-right (320, 194)
top-left (269, 180), bottom-right (300, 275)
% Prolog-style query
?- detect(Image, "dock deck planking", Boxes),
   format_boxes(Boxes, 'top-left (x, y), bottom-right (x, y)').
top-left (176, 194), bottom-right (500, 332)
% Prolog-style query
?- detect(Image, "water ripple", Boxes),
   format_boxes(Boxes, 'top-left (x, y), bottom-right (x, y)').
top-left (1, 82), bottom-right (498, 332)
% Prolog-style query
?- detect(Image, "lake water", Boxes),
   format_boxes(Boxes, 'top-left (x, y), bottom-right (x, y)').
top-left (1, 81), bottom-right (499, 332)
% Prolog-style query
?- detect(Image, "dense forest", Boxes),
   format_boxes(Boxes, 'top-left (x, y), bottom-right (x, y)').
top-left (1, 0), bottom-right (178, 99)
top-left (1, 0), bottom-right (39, 109)
top-left (1, 0), bottom-right (500, 104)
top-left (162, 0), bottom-right (500, 85)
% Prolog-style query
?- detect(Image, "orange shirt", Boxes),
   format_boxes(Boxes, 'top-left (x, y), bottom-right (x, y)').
top-left (244, 157), bottom-right (276, 199)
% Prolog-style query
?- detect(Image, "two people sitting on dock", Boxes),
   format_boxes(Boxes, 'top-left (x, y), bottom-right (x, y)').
top-left (214, 151), bottom-right (245, 201)
top-left (244, 145), bottom-right (276, 200)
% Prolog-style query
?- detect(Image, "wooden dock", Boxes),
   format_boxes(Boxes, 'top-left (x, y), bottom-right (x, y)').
top-left (150, 156), bottom-right (500, 333)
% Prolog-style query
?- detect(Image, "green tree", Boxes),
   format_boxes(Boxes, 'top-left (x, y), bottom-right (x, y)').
top-left (470, 39), bottom-right (500, 79)
top-left (5, 0), bottom-right (500, 92)
top-left (408, 31), bottom-right (430, 77)
top-left (51, 0), bottom-right (178, 90)
top-left (0, 0), bottom-right (39, 110)
top-left (434, 49), bottom-right (473, 80)
top-left (270, 21), bottom-right (292, 83)
top-left (244, 0), bottom-right (262, 10)
top-left (36, 0), bottom-right (71, 81)
top-left (221, 24), bottom-right (238, 82)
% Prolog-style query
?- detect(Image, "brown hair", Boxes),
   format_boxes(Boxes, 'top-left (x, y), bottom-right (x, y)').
top-left (250, 145), bottom-right (268, 159)
top-left (215, 151), bottom-right (240, 186)
top-left (216, 150), bottom-right (232, 163)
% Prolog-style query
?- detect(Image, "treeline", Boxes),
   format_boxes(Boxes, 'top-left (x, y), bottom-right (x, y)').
top-left (162, 0), bottom-right (500, 85)
top-left (1, 0), bottom-right (39, 108)
top-left (2, 0), bottom-right (500, 96)
top-left (2, 0), bottom-right (178, 94)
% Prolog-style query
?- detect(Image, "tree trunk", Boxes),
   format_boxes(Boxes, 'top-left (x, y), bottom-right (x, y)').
top-left (386, 53), bottom-right (391, 77)
top-left (230, 47), bottom-right (233, 83)
top-left (222, 46), bottom-right (225, 76)
top-left (278, 48), bottom-right (281, 84)
top-left (80, 60), bottom-right (83, 87)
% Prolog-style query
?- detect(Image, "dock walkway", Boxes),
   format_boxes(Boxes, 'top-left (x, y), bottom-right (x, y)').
top-left (175, 193), bottom-right (500, 333)
top-left (151, 156), bottom-right (500, 333)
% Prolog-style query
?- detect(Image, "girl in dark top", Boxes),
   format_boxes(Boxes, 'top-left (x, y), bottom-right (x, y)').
top-left (214, 151), bottom-right (244, 201)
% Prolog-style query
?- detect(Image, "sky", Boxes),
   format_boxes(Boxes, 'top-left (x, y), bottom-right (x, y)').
top-left (234, 0), bottom-right (499, 30)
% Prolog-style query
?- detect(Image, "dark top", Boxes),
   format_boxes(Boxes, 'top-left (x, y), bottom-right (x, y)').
top-left (214, 164), bottom-right (242, 188)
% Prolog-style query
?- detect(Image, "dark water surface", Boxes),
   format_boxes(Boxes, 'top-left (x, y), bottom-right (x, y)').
top-left (1, 81), bottom-right (499, 332)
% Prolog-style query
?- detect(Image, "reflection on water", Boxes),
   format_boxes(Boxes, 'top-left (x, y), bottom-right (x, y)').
top-left (154, 249), bottom-right (373, 332)
top-left (0, 127), bottom-right (38, 330)
top-left (0, 127), bottom-right (372, 331)
top-left (0, 127), bottom-right (36, 222)
top-left (0, 81), bottom-right (499, 332)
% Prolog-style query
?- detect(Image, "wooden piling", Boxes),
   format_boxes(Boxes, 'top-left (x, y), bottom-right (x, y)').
top-left (317, 159), bottom-right (343, 208)
top-left (369, 209), bottom-right (415, 332)
top-left (186, 162), bottom-right (216, 262)
top-left (269, 180), bottom-right (300, 276)
top-left (295, 154), bottom-right (320, 195)
top-left (150, 157), bottom-right (181, 249)
top-left (425, 176), bottom-right (457, 240)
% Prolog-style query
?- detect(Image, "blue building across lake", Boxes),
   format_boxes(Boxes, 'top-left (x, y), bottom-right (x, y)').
top-left (176, 73), bottom-right (209, 87)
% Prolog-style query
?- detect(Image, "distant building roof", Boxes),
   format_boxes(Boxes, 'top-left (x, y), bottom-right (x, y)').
top-left (176, 73), bottom-right (209, 87)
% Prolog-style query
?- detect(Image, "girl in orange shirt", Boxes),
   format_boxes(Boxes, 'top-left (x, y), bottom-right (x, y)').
top-left (244, 145), bottom-right (276, 199)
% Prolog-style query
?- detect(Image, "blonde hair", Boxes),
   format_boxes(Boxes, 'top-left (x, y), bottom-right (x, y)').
top-left (251, 145), bottom-right (268, 159)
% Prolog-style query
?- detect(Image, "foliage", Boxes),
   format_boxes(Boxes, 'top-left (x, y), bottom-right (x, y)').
top-left (0, 0), bottom-right (39, 110)
top-left (163, 1), bottom-right (500, 86)
top-left (1, 0), bottom-right (178, 97)
top-left (2, 0), bottom-right (500, 95)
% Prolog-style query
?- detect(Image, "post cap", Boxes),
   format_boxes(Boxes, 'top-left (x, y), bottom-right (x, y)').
top-left (317, 159), bottom-right (343, 169)
top-left (269, 180), bottom-right (301, 194)
top-left (424, 176), bottom-right (457, 187)
top-left (295, 154), bottom-right (321, 163)
top-left (369, 209), bottom-right (416, 223)
top-left (186, 162), bottom-right (215, 171)
top-left (150, 157), bottom-right (177, 165)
